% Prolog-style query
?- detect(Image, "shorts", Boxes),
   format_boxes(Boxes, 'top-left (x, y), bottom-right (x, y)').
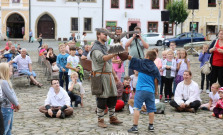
top-left (134, 90), bottom-right (156, 113)
top-left (19, 69), bottom-right (36, 77)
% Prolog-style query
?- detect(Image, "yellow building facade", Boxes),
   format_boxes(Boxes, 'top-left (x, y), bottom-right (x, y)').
top-left (1, 0), bottom-right (29, 40)
top-left (183, 0), bottom-right (223, 40)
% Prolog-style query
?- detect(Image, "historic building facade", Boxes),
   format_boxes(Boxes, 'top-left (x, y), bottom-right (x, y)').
top-left (183, 0), bottom-right (222, 40)
top-left (31, 0), bottom-right (102, 40)
top-left (1, 0), bottom-right (30, 40)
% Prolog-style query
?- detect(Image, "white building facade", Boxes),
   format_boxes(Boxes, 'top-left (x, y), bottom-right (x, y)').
top-left (104, 0), bottom-right (175, 38)
top-left (31, 0), bottom-right (102, 41)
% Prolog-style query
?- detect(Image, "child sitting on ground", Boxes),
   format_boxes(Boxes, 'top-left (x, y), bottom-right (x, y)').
top-left (122, 76), bottom-right (131, 105)
top-left (200, 83), bottom-right (220, 111)
top-left (68, 72), bottom-right (85, 107)
top-left (212, 87), bottom-right (223, 118)
top-left (115, 78), bottom-right (125, 112)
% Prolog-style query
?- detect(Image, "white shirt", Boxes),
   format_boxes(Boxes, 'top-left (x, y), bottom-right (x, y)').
top-left (80, 35), bottom-right (86, 46)
top-left (209, 92), bottom-right (220, 106)
top-left (13, 54), bottom-right (32, 72)
top-left (45, 87), bottom-right (70, 107)
top-left (130, 74), bottom-right (138, 90)
top-left (174, 80), bottom-right (201, 105)
top-left (67, 55), bottom-right (80, 75)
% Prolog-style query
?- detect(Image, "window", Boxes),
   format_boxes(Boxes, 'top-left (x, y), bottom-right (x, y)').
top-left (12, 0), bottom-right (20, 3)
top-left (152, 0), bottom-right (159, 9)
top-left (84, 18), bottom-right (92, 31)
top-left (71, 18), bottom-right (78, 31)
top-left (163, 22), bottom-right (173, 35)
top-left (148, 22), bottom-right (158, 32)
top-left (111, 0), bottom-right (119, 8)
top-left (106, 21), bottom-right (117, 32)
top-left (126, 0), bottom-right (133, 9)
top-left (190, 22), bottom-right (199, 32)
top-left (164, 0), bottom-right (170, 9)
top-left (208, 0), bottom-right (216, 7)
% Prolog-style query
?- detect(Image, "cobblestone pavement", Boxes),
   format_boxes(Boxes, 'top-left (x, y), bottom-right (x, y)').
top-left (1, 41), bottom-right (222, 135)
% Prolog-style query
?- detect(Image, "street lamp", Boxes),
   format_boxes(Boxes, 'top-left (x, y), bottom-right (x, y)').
top-left (218, 0), bottom-right (222, 32)
top-left (77, 0), bottom-right (80, 39)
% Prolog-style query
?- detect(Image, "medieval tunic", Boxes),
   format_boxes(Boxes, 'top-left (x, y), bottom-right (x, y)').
top-left (90, 41), bottom-right (117, 98)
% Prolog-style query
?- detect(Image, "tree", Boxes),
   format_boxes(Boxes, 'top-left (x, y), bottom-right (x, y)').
top-left (166, 0), bottom-right (189, 35)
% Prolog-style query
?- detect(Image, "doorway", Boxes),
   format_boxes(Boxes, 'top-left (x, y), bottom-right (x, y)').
top-left (128, 23), bottom-right (137, 37)
top-left (6, 13), bottom-right (24, 38)
top-left (37, 14), bottom-right (55, 39)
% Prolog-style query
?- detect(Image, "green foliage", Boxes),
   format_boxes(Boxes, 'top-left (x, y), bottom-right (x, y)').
top-left (166, 0), bottom-right (189, 25)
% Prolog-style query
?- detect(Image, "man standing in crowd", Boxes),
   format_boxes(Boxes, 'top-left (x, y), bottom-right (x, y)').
top-left (125, 26), bottom-right (149, 76)
top-left (91, 28), bottom-right (122, 128)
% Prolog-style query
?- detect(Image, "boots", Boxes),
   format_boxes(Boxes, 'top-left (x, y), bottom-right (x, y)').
top-left (109, 116), bottom-right (123, 125)
top-left (98, 118), bottom-right (107, 128)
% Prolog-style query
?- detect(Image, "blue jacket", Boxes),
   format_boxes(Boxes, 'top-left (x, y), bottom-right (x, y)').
top-left (199, 52), bottom-right (211, 67)
top-left (129, 57), bottom-right (161, 84)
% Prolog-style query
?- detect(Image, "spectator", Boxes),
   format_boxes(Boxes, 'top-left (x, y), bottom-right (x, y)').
top-left (169, 42), bottom-right (177, 56)
top-left (17, 44), bottom-right (21, 53)
top-left (160, 50), bottom-right (167, 100)
top-left (80, 32), bottom-right (87, 47)
top-left (38, 33), bottom-right (43, 48)
top-left (69, 33), bottom-right (77, 42)
top-left (208, 29), bottom-right (223, 87)
top-left (115, 78), bottom-right (125, 112)
top-left (81, 45), bottom-right (90, 60)
top-left (0, 45), bottom-right (19, 69)
top-left (199, 44), bottom-right (211, 93)
top-left (0, 63), bottom-right (21, 135)
top-left (29, 29), bottom-right (33, 43)
top-left (122, 76), bottom-right (131, 104)
top-left (39, 44), bottom-right (48, 56)
top-left (1, 41), bottom-right (12, 54)
top-left (56, 44), bottom-right (69, 91)
top-left (200, 83), bottom-right (220, 111)
top-left (170, 70), bottom-right (201, 113)
top-left (112, 55), bottom-right (124, 81)
top-left (39, 79), bottom-right (73, 119)
top-left (46, 48), bottom-right (59, 72)
top-left (68, 72), bottom-right (85, 107)
top-left (125, 26), bottom-right (149, 76)
top-left (9, 48), bottom-right (43, 87)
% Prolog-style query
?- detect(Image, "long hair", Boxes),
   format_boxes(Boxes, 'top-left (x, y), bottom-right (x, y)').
top-left (181, 49), bottom-right (188, 64)
top-left (0, 63), bottom-right (12, 88)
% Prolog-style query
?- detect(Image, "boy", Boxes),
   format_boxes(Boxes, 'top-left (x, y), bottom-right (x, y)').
top-left (56, 44), bottom-right (69, 91)
top-left (65, 46), bottom-right (80, 81)
top-left (169, 41), bottom-right (177, 57)
top-left (68, 72), bottom-right (85, 107)
top-left (122, 76), bottom-right (131, 104)
top-left (124, 50), bottom-right (160, 133)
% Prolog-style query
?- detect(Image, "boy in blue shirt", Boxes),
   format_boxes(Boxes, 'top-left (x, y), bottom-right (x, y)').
top-left (124, 50), bottom-right (160, 133)
top-left (56, 44), bottom-right (69, 91)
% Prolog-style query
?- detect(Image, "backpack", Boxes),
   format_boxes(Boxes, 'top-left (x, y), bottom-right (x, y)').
top-left (77, 64), bottom-right (84, 82)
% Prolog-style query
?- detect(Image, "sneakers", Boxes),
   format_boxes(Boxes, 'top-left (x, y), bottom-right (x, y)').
top-left (127, 126), bottom-right (138, 133)
top-left (206, 89), bottom-right (210, 94)
top-left (159, 95), bottom-right (163, 100)
top-left (200, 89), bottom-right (203, 94)
top-left (148, 124), bottom-right (154, 132)
top-left (164, 100), bottom-right (168, 103)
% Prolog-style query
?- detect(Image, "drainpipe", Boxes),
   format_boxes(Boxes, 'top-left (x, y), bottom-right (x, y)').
top-left (102, 0), bottom-right (104, 28)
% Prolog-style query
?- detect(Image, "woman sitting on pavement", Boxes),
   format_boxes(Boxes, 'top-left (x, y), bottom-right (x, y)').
top-left (46, 48), bottom-right (59, 72)
top-left (170, 70), bottom-right (201, 113)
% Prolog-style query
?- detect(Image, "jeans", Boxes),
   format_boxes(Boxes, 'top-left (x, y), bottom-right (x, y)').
top-left (59, 72), bottom-right (69, 91)
top-left (1, 108), bottom-right (14, 135)
top-left (201, 72), bottom-right (210, 90)
top-left (38, 41), bottom-right (42, 48)
top-left (19, 70), bottom-right (36, 77)
top-left (68, 91), bottom-right (81, 107)
top-left (0, 107), bottom-right (4, 135)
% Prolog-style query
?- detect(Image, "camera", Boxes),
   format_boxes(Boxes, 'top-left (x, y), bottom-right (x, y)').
top-left (136, 34), bottom-right (140, 38)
